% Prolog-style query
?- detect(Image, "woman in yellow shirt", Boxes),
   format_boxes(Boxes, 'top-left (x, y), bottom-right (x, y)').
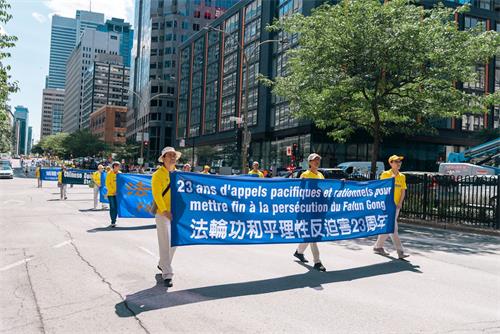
top-left (293, 153), bottom-right (326, 272)
top-left (105, 162), bottom-right (121, 227)
top-left (373, 155), bottom-right (409, 259)
top-left (152, 147), bottom-right (181, 287)
top-left (92, 165), bottom-right (103, 210)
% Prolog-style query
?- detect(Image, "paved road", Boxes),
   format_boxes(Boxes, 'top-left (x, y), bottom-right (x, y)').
top-left (1, 177), bottom-right (499, 333)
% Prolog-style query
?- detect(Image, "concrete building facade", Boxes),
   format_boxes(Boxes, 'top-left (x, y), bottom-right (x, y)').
top-left (41, 88), bottom-right (65, 138)
top-left (81, 54), bottom-right (130, 129)
top-left (62, 29), bottom-right (120, 133)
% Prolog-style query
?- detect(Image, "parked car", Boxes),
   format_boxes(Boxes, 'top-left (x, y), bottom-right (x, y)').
top-left (0, 163), bottom-right (14, 179)
top-left (337, 161), bottom-right (385, 179)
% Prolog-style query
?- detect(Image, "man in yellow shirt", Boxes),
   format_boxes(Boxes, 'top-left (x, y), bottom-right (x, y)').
top-left (373, 155), bottom-right (409, 259)
top-left (35, 166), bottom-right (42, 188)
top-left (293, 153), bottom-right (327, 272)
top-left (248, 161), bottom-right (264, 177)
top-left (152, 146), bottom-right (181, 287)
top-left (58, 165), bottom-right (67, 200)
top-left (92, 165), bottom-right (104, 210)
top-left (106, 162), bottom-right (121, 227)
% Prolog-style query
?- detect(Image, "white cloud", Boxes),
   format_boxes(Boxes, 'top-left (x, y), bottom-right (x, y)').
top-left (44, 0), bottom-right (134, 24)
top-left (32, 12), bottom-right (47, 23)
top-left (0, 25), bottom-right (6, 35)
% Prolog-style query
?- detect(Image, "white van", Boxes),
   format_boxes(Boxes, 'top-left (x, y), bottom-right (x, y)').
top-left (438, 163), bottom-right (497, 176)
top-left (337, 161), bottom-right (385, 179)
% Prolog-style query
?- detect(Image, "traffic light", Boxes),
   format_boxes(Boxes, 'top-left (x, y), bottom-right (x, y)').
top-left (144, 140), bottom-right (149, 148)
top-left (292, 143), bottom-right (298, 160)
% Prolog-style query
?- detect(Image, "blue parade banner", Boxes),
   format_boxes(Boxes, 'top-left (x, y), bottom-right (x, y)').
top-left (62, 169), bottom-right (95, 185)
top-left (40, 167), bottom-right (61, 181)
top-left (116, 173), bottom-right (154, 218)
top-left (100, 172), bottom-right (109, 204)
top-left (170, 172), bottom-right (396, 246)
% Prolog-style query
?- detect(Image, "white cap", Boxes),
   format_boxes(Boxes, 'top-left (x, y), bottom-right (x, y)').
top-left (158, 147), bottom-right (182, 162)
top-left (307, 153), bottom-right (322, 161)
top-left (252, 161), bottom-right (259, 165)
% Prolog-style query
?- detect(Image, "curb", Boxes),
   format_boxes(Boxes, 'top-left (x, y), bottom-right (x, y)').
top-left (399, 218), bottom-right (500, 237)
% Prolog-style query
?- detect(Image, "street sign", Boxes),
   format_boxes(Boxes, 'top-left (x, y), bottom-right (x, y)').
top-left (136, 132), bottom-right (149, 142)
top-left (137, 158), bottom-right (144, 164)
top-left (286, 146), bottom-right (292, 156)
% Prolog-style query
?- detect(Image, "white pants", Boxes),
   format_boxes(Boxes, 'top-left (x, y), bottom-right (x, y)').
top-left (297, 242), bottom-right (321, 264)
top-left (155, 214), bottom-right (176, 280)
top-left (93, 186), bottom-right (100, 209)
top-left (60, 184), bottom-right (67, 200)
top-left (374, 208), bottom-right (404, 252)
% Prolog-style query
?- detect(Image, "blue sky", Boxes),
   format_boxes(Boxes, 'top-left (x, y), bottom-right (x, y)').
top-left (4, 0), bottom-right (134, 142)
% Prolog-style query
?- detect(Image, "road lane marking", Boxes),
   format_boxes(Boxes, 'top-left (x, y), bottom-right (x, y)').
top-left (138, 246), bottom-right (158, 259)
top-left (52, 240), bottom-right (73, 248)
top-left (1, 200), bottom-right (25, 206)
top-left (0, 257), bottom-right (34, 271)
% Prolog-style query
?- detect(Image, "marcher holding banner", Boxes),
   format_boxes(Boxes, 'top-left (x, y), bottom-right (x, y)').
top-left (293, 153), bottom-right (327, 272)
top-left (106, 162), bottom-right (121, 227)
top-left (248, 161), bottom-right (264, 178)
top-left (35, 166), bottom-right (42, 188)
top-left (182, 163), bottom-right (191, 172)
top-left (201, 165), bottom-right (210, 174)
top-left (152, 146), bottom-right (181, 287)
top-left (58, 166), bottom-right (67, 200)
top-left (373, 155), bottom-right (409, 259)
top-left (92, 165), bottom-right (104, 210)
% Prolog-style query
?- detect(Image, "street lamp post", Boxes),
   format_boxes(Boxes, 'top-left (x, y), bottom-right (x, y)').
top-left (206, 26), bottom-right (284, 174)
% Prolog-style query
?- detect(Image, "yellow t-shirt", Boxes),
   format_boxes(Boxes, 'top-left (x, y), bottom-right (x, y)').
top-left (248, 170), bottom-right (264, 178)
top-left (57, 171), bottom-right (63, 183)
top-left (35, 167), bottom-right (40, 178)
top-left (92, 171), bottom-right (101, 186)
top-left (106, 171), bottom-right (119, 196)
top-left (300, 170), bottom-right (325, 179)
top-left (152, 166), bottom-right (172, 214)
top-left (380, 170), bottom-right (407, 204)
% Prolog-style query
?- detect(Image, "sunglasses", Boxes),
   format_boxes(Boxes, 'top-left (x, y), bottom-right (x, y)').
top-left (391, 160), bottom-right (402, 164)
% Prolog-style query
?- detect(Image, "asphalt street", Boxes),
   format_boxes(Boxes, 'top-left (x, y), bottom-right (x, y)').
top-left (1, 177), bottom-right (499, 333)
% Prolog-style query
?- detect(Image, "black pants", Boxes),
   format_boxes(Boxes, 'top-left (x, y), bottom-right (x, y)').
top-left (108, 195), bottom-right (117, 224)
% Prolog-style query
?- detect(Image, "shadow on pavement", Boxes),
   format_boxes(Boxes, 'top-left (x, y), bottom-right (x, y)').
top-left (115, 260), bottom-right (421, 317)
top-left (79, 208), bottom-right (109, 212)
top-left (47, 199), bottom-right (91, 202)
top-left (335, 225), bottom-right (500, 256)
top-left (87, 225), bottom-right (156, 233)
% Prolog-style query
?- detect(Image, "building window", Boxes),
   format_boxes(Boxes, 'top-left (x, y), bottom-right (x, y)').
top-left (194, 11), bottom-right (201, 18)
top-left (193, 23), bottom-right (200, 31)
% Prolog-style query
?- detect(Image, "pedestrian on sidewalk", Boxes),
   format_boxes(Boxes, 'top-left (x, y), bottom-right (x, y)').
top-left (373, 155), bottom-right (409, 259)
top-left (35, 166), bottom-right (42, 188)
top-left (92, 165), bottom-right (104, 210)
top-left (248, 161), bottom-right (264, 177)
top-left (58, 166), bottom-right (67, 200)
top-left (293, 153), bottom-right (327, 272)
top-left (152, 146), bottom-right (181, 287)
top-left (106, 162), bottom-right (121, 227)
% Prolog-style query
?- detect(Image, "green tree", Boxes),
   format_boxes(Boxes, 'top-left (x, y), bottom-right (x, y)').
top-left (112, 139), bottom-right (140, 162)
top-left (40, 132), bottom-right (69, 157)
top-left (0, 0), bottom-right (18, 153)
top-left (63, 130), bottom-right (107, 158)
top-left (267, 0), bottom-right (499, 177)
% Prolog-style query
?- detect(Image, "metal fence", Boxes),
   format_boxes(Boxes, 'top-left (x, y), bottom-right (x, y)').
top-left (401, 174), bottom-right (499, 229)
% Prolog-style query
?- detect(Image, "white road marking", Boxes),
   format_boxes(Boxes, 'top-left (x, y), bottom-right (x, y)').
top-left (0, 257), bottom-right (34, 271)
top-left (53, 240), bottom-right (73, 248)
top-left (2, 200), bottom-right (25, 205)
top-left (138, 246), bottom-right (158, 259)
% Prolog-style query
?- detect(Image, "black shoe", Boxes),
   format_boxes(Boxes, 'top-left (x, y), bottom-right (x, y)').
top-left (314, 262), bottom-right (326, 272)
top-left (293, 251), bottom-right (308, 263)
top-left (110, 223), bottom-right (116, 228)
top-left (157, 265), bottom-right (162, 272)
top-left (164, 279), bottom-right (173, 287)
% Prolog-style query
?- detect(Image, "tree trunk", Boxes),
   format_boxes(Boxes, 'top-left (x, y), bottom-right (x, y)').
top-left (370, 105), bottom-right (381, 180)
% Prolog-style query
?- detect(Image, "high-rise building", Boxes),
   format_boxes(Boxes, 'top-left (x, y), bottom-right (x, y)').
top-left (127, 0), bottom-right (240, 163)
top-left (13, 106), bottom-right (29, 156)
top-left (47, 16), bottom-right (77, 89)
top-left (27, 127), bottom-right (33, 154)
top-left (176, 0), bottom-right (499, 172)
top-left (41, 88), bottom-right (65, 138)
top-left (75, 10), bottom-right (105, 44)
top-left (98, 18), bottom-right (134, 67)
top-left (62, 29), bottom-right (121, 133)
top-left (81, 54), bottom-right (130, 129)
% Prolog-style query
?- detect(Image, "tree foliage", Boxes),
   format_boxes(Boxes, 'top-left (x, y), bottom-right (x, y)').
top-left (0, 0), bottom-right (18, 153)
top-left (63, 130), bottom-right (108, 158)
top-left (39, 132), bottom-right (69, 157)
top-left (267, 0), bottom-right (499, 177)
